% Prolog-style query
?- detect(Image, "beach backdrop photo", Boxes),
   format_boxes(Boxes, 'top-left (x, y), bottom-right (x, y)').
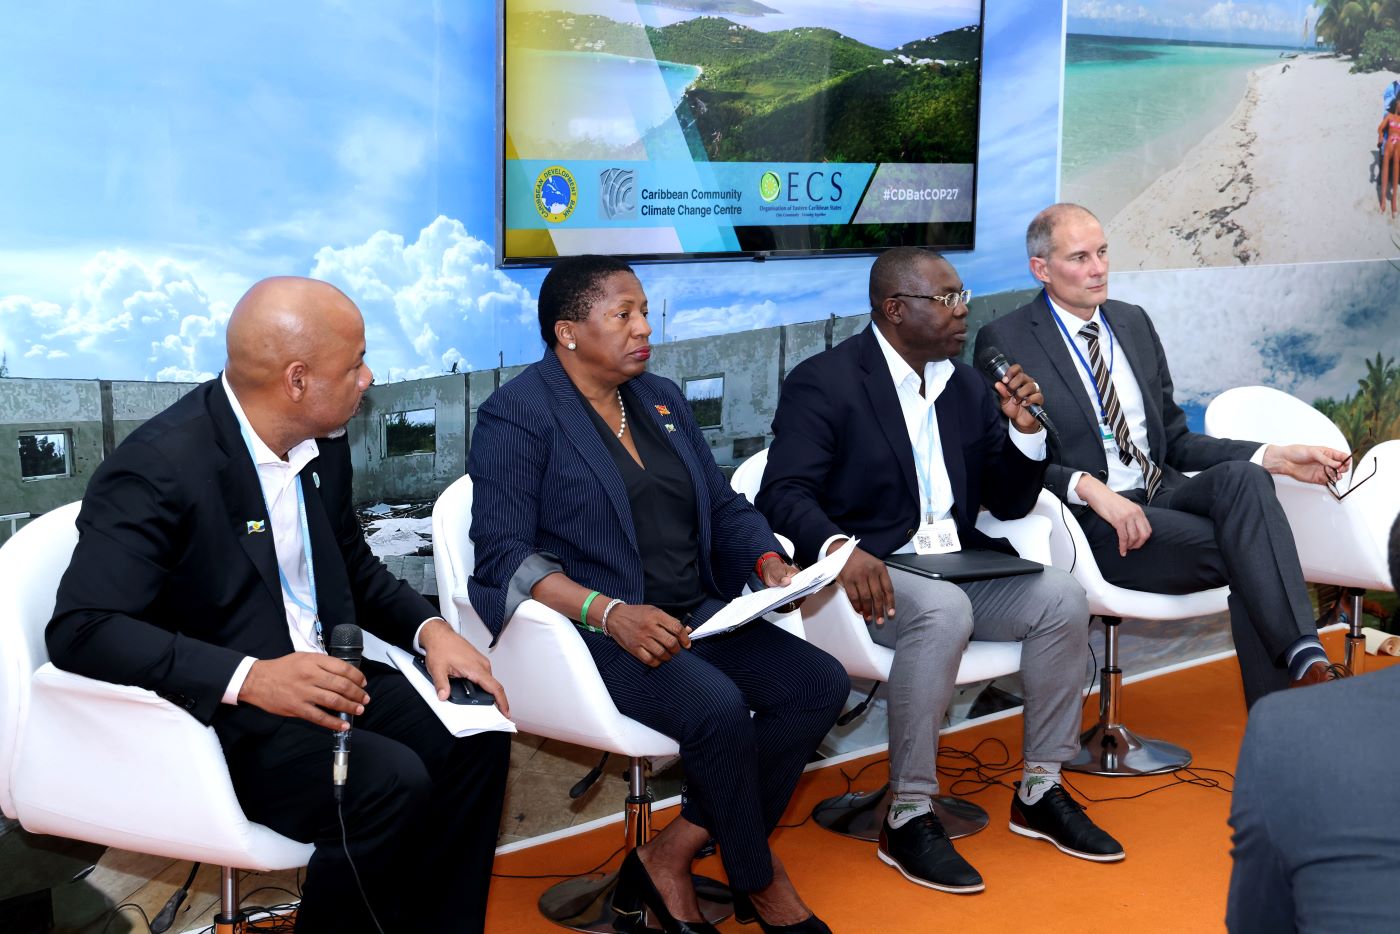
top-left (1063, 0), bottom-right (1400, 269)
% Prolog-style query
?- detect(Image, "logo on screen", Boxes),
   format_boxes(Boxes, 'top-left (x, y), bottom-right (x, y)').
top-left (759, 171), bottom-right (781, 203)
top-left (534, 166), bottom-right (578, 222)
top-left (599, 168), bottom-right (637, 220)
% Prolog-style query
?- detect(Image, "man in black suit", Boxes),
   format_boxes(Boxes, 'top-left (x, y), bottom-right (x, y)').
top-left (758, 247), bottom-right (1123, 895)
top-left (46, 277), bottom-right (511, 933)
top-left (974, 203), bottom-right (1351, 707)
top-left (1226, 514), bottom-right (1400, 931)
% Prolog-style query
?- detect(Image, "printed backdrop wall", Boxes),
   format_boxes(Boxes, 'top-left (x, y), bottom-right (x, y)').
top-left (2, 0), bottom-right (1399, 446)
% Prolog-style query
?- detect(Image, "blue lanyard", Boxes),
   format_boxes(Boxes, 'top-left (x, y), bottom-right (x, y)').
top-left (913, 405), bottom-right (940, 523)
top-left (1047, 293), bottom-right (1116, 423)
top-left (237, 422), bottom-right (322, 650)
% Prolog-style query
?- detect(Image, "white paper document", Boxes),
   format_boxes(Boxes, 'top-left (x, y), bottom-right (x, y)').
top-left (688, 537), bottom-right (858, 640)
top-left (387, 644), bottom-right (517, 737)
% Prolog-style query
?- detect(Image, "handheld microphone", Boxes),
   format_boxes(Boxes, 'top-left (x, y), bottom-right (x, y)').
top-left (975, 344), bottom-right (1057, 436)
top-left (329, 623), bottom-right (363, 800)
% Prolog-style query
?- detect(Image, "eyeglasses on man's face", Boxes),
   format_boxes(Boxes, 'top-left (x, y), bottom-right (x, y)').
top-left (890, 289), bottom-right (973, 309)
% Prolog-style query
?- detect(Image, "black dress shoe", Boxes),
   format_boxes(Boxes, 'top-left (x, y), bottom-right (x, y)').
top-left (1009, 782), bottom-right (1125, 862)
top-left (732, 891), bottom-right (832, 933)
top-left (877, 811), bottom-right (984, 893)
top-left (612, 849), bottom-right (720, 934)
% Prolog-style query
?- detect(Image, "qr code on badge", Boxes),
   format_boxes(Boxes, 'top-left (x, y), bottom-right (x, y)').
top-left (916, 532), bottom-right (934, 551)
top-left (937, 530), bottom-right (956, 548)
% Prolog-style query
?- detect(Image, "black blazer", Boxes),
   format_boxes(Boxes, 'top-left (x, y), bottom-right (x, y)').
top-left (46, 379), bottom-right (433, 744)
top-left (467, 349), bottom-right (783, 640)
top-left (974, 292), bottom-right (1257, 501)
top-left (756, 324), bottom-right (1046, 567)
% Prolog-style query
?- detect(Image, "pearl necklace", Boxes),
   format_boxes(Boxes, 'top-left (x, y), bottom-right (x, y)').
top-left (615, 389), bottom-right (627, 439)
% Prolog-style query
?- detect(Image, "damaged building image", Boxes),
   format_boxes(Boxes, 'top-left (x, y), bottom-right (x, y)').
top-left (0, 292), bottom-right (1034, 552)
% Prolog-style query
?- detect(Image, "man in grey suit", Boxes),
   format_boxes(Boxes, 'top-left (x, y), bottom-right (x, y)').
top-left (974, 203), bottom-right (1350, 707)
top-left (1226, 515), bottom-right (1400, 931)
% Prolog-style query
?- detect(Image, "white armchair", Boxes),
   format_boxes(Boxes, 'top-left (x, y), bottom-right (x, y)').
top-left (0, 504), bottom-right (312, 934)
top-left (729, 448), bottom-right (1042, 839)
top-left (1205, 385), bottom-right (1399, 671)
top-left (1029, 489), bottom-right (1228, 776)
top-left (432, 475), bottom-right (729, 930)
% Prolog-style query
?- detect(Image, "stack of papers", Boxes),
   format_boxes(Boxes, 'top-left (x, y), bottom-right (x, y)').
top-left (689, 538), bottom-right (857, 640)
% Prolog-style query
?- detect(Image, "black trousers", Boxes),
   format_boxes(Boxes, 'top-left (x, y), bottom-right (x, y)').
top-left (581, 621), bottom-right (848, 892)
top-left (224, 660), bottom-right (511, 933)
top-left (1077, 460), bottom-right (1315, 707)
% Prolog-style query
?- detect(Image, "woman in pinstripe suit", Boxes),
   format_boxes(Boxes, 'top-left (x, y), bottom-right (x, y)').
top-left (467, 256), bottom-right (848, 934)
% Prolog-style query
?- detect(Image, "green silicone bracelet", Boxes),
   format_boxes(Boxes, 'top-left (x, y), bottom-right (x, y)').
top-left (580, 590), bottom-right (601, 629)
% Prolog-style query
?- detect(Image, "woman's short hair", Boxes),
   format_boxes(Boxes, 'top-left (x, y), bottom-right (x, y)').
top-left (537, 255), bottom-right (636, 347)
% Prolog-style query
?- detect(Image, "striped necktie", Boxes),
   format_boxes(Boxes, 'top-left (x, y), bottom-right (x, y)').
top-left (1078, 321), bottom-right (1162, 501)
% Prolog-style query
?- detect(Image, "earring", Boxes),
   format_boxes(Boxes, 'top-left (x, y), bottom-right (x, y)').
top-left (567, 342), bottom-right (577, 351)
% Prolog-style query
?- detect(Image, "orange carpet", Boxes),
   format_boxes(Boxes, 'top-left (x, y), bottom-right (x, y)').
top-left (487, 635), bottom-right (1394, 933)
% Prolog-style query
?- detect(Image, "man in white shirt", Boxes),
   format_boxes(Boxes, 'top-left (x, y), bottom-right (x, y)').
top-left (758, 247), bottom-right (1123, 895)
top-left (975, 203), bottom-right (1351, 707)
top-left (48, 277), bottom-right (510, 933)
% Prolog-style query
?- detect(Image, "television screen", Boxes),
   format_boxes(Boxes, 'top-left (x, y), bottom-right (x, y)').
top-left (499, 0), bottom-right (984, 266)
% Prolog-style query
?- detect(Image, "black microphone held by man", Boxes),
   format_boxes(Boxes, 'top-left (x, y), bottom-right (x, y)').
top-left (976, 343), bottom-right (1058, 437)
top-left (328, 623), bottom-right (362, 800)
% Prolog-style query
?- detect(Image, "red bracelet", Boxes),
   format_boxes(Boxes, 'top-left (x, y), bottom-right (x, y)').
top-left (755, 551), bottom-right (782, 577)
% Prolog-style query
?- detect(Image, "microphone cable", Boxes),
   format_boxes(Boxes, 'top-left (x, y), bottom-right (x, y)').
top-left (339, 792), bottom-right (386, 934)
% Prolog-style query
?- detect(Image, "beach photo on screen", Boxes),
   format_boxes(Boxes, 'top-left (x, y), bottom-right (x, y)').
top-left (1111, 259), bottom-right (1400, 441)
top-left (501, 0), bottom-right (986, 263)
top-left (1061, 0), bottom-right (1400, 270)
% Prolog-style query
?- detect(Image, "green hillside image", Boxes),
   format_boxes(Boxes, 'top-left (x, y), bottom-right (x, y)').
top-left (509, 11), bottom-right (979, 164)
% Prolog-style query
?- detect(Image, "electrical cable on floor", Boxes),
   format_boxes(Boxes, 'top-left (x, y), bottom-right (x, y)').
top-left (492, 842), bottom-right (627, 880)
top-left (101, 902), bottom-right (154, 934)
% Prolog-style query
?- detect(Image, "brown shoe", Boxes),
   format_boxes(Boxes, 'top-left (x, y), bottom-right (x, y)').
top-left (1290, 661), bottom-right (1352, 688)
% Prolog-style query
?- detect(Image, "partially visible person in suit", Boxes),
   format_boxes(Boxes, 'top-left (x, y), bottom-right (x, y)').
top-left (757, 247), bottom-right (1123, 896)
top-left (467, 255), bottom-right (849, 934)
top-left (1226, 513), bottom-right (1400, 931)
top-left (974, 203), bottom-right (1352, 707)
top-left (46, 277), bottom-right (511, 934)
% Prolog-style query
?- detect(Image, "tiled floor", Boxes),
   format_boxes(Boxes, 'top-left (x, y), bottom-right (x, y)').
top-left (2, 606), bottom-right (1249, 933)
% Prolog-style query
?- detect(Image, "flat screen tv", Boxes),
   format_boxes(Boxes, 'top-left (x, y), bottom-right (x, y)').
top-left (499, 0), bottom-right (985, 266)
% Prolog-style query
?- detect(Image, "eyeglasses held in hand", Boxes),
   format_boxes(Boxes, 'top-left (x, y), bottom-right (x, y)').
top-left (1326, 456), bottom-right (1377, 502)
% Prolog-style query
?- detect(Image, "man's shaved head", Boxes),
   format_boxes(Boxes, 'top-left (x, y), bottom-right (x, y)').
top-left (226, 277), bottom-right (359, 389)
top-left (224, 277), bottom-right (373, 455)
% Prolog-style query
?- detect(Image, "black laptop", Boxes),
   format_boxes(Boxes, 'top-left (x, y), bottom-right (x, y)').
top-left (885, 549), bottom-right (1043, 583)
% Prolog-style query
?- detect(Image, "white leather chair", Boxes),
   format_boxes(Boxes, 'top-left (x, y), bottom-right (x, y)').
top-left (433, 475), bottom-right (729, 931)
top-left (1205, 385), bottom-right (1399, 672)
top-left (1029, 488), bottom-right (1228, 776)
top-left (730, 448), bottom-right (1042, 838)
top-left (0, 504), bottom-right (312, 934)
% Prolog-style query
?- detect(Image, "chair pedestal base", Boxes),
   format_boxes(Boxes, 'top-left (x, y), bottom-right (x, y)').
top-left (539, 757), bottom-right (732, 931)
top-left (1066, 615), bottom-right (1191, 777)
top-left (1066, 722), bottom-right (1192, 777)
top-left (539, 872), bottom-right (731, 933)
top-left (812, 784), bottom-right (989, 841)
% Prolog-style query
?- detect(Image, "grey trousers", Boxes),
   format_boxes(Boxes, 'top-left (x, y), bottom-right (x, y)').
top-left (869, 565), bottom-right (1090, 795)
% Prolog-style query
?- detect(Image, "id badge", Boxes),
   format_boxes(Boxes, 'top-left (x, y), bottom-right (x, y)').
top-left (1099, 421), bottom-right (1119, 459)
top-left (914, 517), bottom-right (961, 555)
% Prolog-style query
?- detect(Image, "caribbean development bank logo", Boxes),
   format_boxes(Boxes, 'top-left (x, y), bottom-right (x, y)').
top-left (534, 166), bottom-right (577, 223)
top-left (759, 171), bottom-right (781, 203)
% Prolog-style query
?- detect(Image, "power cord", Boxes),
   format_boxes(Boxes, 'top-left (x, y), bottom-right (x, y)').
top-left (492, 842), bottom-right (627, 880)
top-left (101, 902), bottom-right (153, 934)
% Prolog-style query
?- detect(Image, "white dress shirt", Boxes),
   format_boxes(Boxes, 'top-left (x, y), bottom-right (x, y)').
top-left (220, 374), bottom-right (323, 704)
top-left (823, 324), bottom-right (1046, 556)
top-left (1044, 298), bottom-right (1264, 504)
